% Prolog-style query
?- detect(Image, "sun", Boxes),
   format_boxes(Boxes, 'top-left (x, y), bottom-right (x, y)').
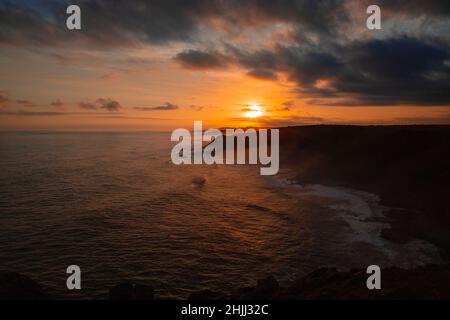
top-left (244, 105), bottom-right (263, 118)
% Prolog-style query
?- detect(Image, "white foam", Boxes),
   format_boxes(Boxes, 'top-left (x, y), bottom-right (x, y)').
top-left (270, 171), bottom-right (443, 268)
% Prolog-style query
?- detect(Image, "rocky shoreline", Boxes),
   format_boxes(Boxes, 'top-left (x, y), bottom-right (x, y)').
top-left (277, 125), bottom-right (450, 258)
top-left (2, 264), bottom-right (450, 300)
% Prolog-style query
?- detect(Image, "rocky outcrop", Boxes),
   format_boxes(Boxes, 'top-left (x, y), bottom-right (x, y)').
top-left (278, 125), bottom-right (450, 257)
top-left (275, 265), bottom-right (450, 299)
top-left (188, 265), bottom-right (450, 300)
top-left (109, 282), bottom-right (154, 300)
top-left (0, 271), bottom-right (50, 300)
top-left (2, 265), bottom-right (449, 300)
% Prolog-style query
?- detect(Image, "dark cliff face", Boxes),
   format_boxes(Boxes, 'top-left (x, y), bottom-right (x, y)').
top-left (277, 125), bottom-right (450, 256)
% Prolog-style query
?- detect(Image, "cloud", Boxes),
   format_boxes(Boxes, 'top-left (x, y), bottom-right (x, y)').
top-left (0, 0), bottom-right (351, 48)
top-left (267, 101), bottom-right (294, 112)
top-left (0, 91), bottom-right (9, 109)
top-left (16, 99), bottom-right (37, 108)
top-left (174, 50), bottom-right (230, 70)
top-left (0, 111), bottom-right (65, 116)
top-left (1, 1), bottom-right (450, 108)
top-left (78, 101), bottom-right (98, 110)
top-left (247, 69), bottom-right (278, 80)
top-left (1, 0), bottom-right (449, 50)
top-left (51, 99), bottom-right (64, 109)
top-left (182, 36), bottom-right (450, 106)
top-left (0, 110), bottom-right (140, 118)
top-left (190, 105), bottom-right (204, 111)
top-left (93, 115), bottom-right (174, 120)
top-left (78, 98), bottom-right (123, 111)
top-left (134, 102), bottom-right (178, 111)
top-left (0, 1), bottom-right (201, 47)
top-left (96, 98), bottom-right (123, 111)
top-left (377, 0), bottom-right (450, 16)
top-left (294, 37), bottom-right (450, 105)
top-left (281, 101), bottom-right (295, 110)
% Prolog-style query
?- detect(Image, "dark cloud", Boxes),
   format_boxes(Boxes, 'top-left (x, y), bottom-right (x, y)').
top-left (174, 50), bottom-right (230, 69)
top-left (0, 0), bottom-right (350, 47)
top-left (1, 1), bottom-right (450, 107)
top-left (233, 48), bottom-right (278, 70)
top-left (0, 91), bottom-right (9, 109)
top-left (78, 98), bottom-right (122, 111)
top-left (96, 98), bottom-right (122, 111)
top-left (174, 47), bottom-right (280, 79)
top-left (134, 102), bottom-right (178, 111)
top-left (78, 101), bottom-right (98, 110)
top-left (181, 36), bottom-right (450, 105)
top-left (16, 99), bottom-right (37, 107)
top-left (0, 0), bottom-right (201, 47)
top-left (51, 99), bottom-right (64, 109)
top-left (0, 0), bottom-right (448, 49)
top-left (247, 69), bottom-right (277, 81)
top-left (377, 0), bottom-right (450, 16)
top-left (0, 110), bottom-right (65, 116)
top-left (296, 37), bottom-right (450, 105)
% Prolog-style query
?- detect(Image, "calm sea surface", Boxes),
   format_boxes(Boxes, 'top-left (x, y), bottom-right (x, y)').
top-left (0, 132), bottom-right (441, 298)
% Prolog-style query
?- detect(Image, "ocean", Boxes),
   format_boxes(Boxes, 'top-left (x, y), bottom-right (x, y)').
top-left (0, 132), bottom-right (442, 299)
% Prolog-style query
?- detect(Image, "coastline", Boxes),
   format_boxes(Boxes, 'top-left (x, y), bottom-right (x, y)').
top-left (277, 125), bottom-right (450, 258)
top-left (266, 171), bottom-right (443, 269)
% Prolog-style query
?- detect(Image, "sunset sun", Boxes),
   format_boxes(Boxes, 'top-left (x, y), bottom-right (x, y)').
top-left (244, 105), bottom-right (263, 118)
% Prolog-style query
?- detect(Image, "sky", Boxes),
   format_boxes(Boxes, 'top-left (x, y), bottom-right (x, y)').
top-left (0, 0), bottom-right (449, 131)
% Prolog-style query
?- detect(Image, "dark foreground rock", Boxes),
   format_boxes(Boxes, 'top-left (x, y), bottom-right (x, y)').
top-left (189, 265), bottom-right (450, 300)
top-left (0, 271), bottom-right (50, 300)
top-left (2, 265), bottom-right (449, 299)
top-left (109, 282), bottom-right (154, 300)
top-left (281, 265), bottom-right (450, 299)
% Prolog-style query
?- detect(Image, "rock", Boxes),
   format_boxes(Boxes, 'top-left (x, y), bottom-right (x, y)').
top-left (188, 289), bottom-right (223, 300)
top-left (0, 271), bottom-right (49, 300)
top-left (236, 276), bottom-right (280, 299)
top-left (109, 282), bottom-right (154, 300)
top-left (255, 275), bottom-right (279, 295)
top-left (109, 283), bottom-right (133, 300)
top-left (134, 284), bottom-right (154, 300)
top-left (309, 267), bottom-right (332, 278)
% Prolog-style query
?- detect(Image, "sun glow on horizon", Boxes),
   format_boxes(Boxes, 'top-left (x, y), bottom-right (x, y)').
top-left (244, 105), bottom-right (264, 118)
